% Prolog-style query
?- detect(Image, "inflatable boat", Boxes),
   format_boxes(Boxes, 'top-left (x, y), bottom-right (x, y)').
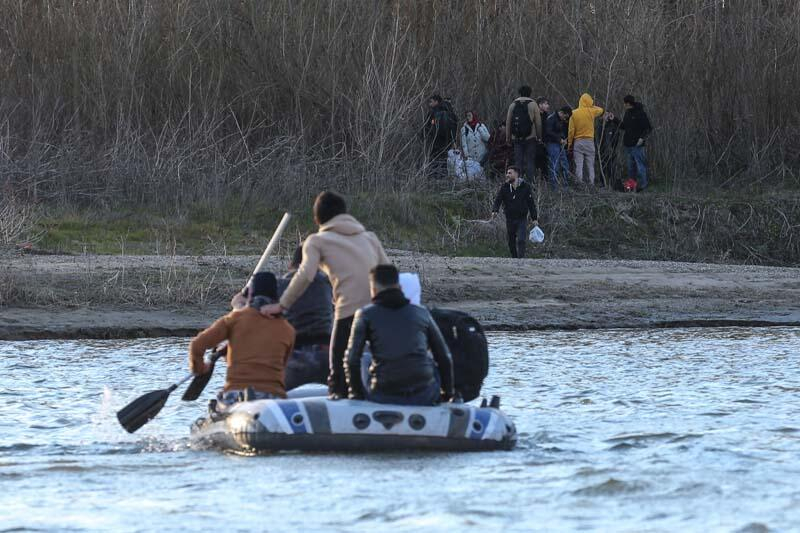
top-left (190, 395), bottom-right (517, 454)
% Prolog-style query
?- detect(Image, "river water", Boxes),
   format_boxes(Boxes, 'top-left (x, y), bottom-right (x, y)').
top-left (1, 327), bottom-right (799, 532)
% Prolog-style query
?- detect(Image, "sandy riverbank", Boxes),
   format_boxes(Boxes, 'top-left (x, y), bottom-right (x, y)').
top-left (1, 252), bottom-right (799, 340)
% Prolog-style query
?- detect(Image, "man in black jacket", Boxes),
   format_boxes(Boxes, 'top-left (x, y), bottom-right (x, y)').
top-left (543, 106), bottom-right (571, 190)
top-left (491, 166), bottom-right (539, 258)
top-left (619, 95), bottom-right (653, 191)
top-left (423, 94), bottom-right (457, 178)
top-left (345, 265), bottom-right (454, 406)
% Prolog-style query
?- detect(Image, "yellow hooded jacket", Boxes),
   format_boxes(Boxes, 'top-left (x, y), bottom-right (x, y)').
top-left (567, 93), bottom-right (604, 148)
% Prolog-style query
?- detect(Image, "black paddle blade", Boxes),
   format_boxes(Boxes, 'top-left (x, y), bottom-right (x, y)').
top-left (181, 349), bottom-right (224, 401)
top-left (181, 369), bottom-right (214, 402)
top-left (116, 388), bottom-right (171, 433)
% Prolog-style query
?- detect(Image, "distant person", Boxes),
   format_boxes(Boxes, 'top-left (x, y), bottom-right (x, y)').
top-left (190, 273), bottom-right (294, 406)
top-left (422, 94), bottom-right (458, 178)
top-left (345, 265), bottom-right (454, 406)
top-left (567, 93), bottom-right (604, 186)
top-left (460, 110), bottom-right (491, 166)
top-left (543, 106), bottom-right (572, 190)
top-left (599, 113), bottom-right (622, 189)
top-left (260, 191), bottom-right (390, 399)
top-left (278, 245), bottom-right (333, 390)
top-left (491, 166), bottom-right (539, 259)
top-left (535, 97), bottom-right (551, 182)
top-left (619, 95), bottom-right (653, 191)
top-left (488, 121), bottom-right (513, 179)
top-left (505, 85), bottom-right (542, 182)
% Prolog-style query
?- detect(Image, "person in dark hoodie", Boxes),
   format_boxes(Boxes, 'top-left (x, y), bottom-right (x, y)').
top-left (345, 264), bottom-right (454, 406)
top-left (260, 191), bottom-right (390, 399)
top-left (491, 166), bottom-right (539, 258)
top-left (543, 106), bottom-right (572, 190)
top-left (619, 94), bottom-right (653, 191)
top-left (278, 245), bottom-right (333, 391)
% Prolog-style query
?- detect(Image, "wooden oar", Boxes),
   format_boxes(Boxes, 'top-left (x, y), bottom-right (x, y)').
top-left (116, 212), bottom-right (291, 433)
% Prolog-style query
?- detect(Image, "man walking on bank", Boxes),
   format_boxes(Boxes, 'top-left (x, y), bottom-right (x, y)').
top-left (491, 166), bottom-right (539, 259)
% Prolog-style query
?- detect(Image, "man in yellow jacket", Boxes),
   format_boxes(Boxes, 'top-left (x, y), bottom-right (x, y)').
top-left (567, 93), bottom-right (604, 186)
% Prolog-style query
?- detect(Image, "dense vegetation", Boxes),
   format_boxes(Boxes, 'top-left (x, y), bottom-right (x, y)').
top-left (1, 0), bottom-right (798, 263)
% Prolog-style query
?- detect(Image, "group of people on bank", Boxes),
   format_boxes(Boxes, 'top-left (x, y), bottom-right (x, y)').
top-left (424, 87), bottom-right (653, 192)
top-left (189, 192), bottom-right (454, 409)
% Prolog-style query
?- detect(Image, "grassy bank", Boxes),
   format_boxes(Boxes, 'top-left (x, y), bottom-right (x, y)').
top-left (10, 185), bottom-right (800, 266)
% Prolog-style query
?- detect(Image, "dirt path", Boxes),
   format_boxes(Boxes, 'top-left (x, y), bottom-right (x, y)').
top-left (1, 252), bottom-right (799, 340)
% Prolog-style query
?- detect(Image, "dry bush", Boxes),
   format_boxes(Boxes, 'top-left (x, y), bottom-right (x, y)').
top-left (0, 194), bottom-right (41, 247)
top-left (0, 0), bottom-right (797, 213)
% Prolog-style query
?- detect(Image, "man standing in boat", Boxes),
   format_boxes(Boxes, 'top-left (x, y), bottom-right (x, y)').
top-left (260, 191), bottom-right (390, 399)
top-left (189, 272), bottom-right (295, 405)
top-left (344, 265), bottom-right (455, 406)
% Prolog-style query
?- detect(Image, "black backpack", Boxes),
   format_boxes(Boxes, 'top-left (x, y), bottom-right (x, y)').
top-left (430, 308), bottom-right (489, 402)
top-left (510, 100), bottom-right (533, 139)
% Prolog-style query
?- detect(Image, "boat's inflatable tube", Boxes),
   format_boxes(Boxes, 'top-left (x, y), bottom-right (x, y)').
top-left (190, 396), bottom-right (516, 453)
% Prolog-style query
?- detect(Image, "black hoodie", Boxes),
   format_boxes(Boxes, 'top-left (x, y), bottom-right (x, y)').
top-left (620, 103), bottom-right (653, 147)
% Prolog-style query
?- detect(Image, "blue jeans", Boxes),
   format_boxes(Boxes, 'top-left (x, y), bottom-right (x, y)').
top-left (546, 142), bottom-right (569, 189)
top-left (625, 145), bottom-right (648, 189)
top-left (513, 138), bottom-right (537, 181)
top-left (360, 352), bottom-right (442, 406)
top-left (217, 389), bottom-right (278, 406)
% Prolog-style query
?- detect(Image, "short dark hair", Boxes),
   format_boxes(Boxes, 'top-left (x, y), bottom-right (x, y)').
top-left (559, 106), bottom-right (572, 115)
top-left (370, 264), bottom-right (399, 288)
top-left (535, 96), bottom-right (549, 105)
top-left (507, 165), bottom-right (521, 175)
top-left (623, 94), bottom-right (636, 105)
top-left (429, 94), bottom-right (442, 103)
top-left (290, 245), bottom-right (303, 268)
top-left (313, 191), bottom-right (347, 225)
top-left (518, 85), bottom-right (532, 98)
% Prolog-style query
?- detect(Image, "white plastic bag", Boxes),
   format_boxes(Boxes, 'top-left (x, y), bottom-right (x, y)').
top-left (529, 225), bottom-right (545, 244)
top-left (447, 149), bottom-right (462, 177)
top-left (399, 272), bottom-right (422, 305)
top-left (456, 159), bottom-right (485, 180)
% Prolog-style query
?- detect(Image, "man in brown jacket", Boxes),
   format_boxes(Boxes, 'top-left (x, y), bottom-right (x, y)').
top-left (261, 191), bottom-right (390, 399)
top-left (189, 272), bottom-right (295, 406)
top-left (505, 85), bottom-right (543, 182)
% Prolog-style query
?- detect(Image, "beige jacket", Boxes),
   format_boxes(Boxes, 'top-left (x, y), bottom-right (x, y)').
top-left (279, 214), bottom-right (390, 320)
top-left (505, 97), bottom-right (543, 142)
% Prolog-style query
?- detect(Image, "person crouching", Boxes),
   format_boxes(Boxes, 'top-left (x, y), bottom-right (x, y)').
top-left (344, 265), bottom-right (454, 406)
top-left (188, 272), bottom-right (295, 406)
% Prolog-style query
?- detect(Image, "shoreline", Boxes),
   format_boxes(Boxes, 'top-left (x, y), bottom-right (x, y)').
top-left (2, 253), bottom-right (799, 340)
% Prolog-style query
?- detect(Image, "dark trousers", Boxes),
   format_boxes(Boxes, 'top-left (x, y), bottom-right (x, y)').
top-left (506, 218), bottom-right (527, 258)
top-left (285, 343), bottom-right (329, 391)
top-left (360, 353), bottom-right (442, 406)
top-left (513, 138), bottom-right (537, 181)
top-left (328, 315), bottom-right (355, 397)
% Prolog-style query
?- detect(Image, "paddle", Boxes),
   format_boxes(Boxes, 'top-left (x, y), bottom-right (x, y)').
top-left (115, 212), bottom-right (292, 433)
top-left (116, 374), bottom-right (193, 433)
top-left (181, 347), bottom-right (225, 401)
